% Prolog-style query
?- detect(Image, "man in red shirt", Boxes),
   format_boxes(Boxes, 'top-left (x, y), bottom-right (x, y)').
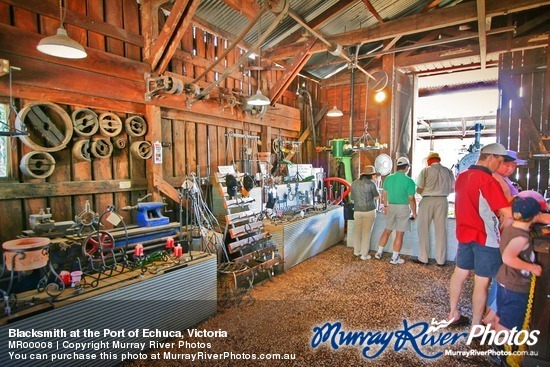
top-left (448, 143), bottom-right (513, 329)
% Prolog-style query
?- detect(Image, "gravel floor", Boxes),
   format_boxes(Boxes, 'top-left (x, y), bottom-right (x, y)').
top-left (124, 243), bottom-right (493, 367)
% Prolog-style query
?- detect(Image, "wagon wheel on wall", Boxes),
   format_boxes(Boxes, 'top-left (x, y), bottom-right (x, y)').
top-left (323, 177), bottom-right (351, 205)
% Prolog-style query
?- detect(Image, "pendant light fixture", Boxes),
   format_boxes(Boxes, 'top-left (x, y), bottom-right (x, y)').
top-left (36, 0), bottom-right (87, 59)
top-left (326, 106), bottom-right (343, 117)
top-left (247, 5), bottom-right (270, 106)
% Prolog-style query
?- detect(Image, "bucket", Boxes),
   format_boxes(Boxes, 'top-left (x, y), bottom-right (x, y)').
top-left (70, 271), bottom-right (83, 286)
top-left (2, 237), bottom-right (50, 271)
top-left (59, 270), bottom-right (71, 285)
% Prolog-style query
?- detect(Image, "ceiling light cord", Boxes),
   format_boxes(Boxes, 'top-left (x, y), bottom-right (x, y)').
top-left (59, 0), bottom-right (64, 27)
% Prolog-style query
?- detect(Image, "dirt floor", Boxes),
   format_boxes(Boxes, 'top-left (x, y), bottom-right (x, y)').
top-left (123, 243), bottom-right (498, 367)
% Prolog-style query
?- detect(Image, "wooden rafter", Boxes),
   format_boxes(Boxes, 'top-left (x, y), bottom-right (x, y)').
top-left (268, 39), bottom-right (316, 105)
top-left (147, 0), bottom-right (201, 74)
top-left (361, 0), bottom-right (384, 23)
top-left (264, 0), bottom-right (550, 61)
top-left (396, 34), bottom-right (547, 68)
top-left (421, 0), bottom-right (442, 13)
top-left (221, 0), bottom-right (260, 19)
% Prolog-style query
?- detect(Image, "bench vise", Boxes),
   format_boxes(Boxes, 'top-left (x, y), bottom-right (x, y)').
top-left (130, 202), bottom-right (169, 227)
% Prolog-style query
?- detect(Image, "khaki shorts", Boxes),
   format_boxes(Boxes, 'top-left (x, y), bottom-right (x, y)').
top-left (385, 204), bottom-right (411, 232)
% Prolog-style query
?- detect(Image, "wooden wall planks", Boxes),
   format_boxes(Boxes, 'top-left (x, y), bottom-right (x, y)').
top-left (498, 49), bottom-right (549, 195)
top-left (0, 0), bottom-right (305, 243)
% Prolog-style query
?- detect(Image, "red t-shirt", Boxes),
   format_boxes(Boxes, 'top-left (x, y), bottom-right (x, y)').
top-left (455, 165), bottom-right (510, 248)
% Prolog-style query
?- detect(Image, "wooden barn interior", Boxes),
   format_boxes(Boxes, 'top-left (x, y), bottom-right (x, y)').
top-left (0, 0), bottom-right (549, 366)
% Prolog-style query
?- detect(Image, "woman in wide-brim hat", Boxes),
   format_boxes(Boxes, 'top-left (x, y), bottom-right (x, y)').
top-left (350, 165), bottom-right (380, 260)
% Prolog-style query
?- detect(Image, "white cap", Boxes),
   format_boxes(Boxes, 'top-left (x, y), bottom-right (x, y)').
top-left (480, 143), bottom-right (513, 160)
top-left (396, 157), bottom-right (410, 166)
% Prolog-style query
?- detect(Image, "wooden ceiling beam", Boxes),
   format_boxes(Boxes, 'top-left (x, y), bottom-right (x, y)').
top-left (476, 0), bottom-right (488, 69)
top-left (361, 0), bottom-right (384, 23)
top-left (268, 39), bottom-right (316, 105)
top-left (421, 0), bottom-right (442, 13)
top-left (395, 34), bottom-right (548, 69)
top-left (148, 0), bottom-right (201, 74)
top-left (264, 0), bottom-right (550, 61)
top-left (221, 0), bottom-right (260, 20)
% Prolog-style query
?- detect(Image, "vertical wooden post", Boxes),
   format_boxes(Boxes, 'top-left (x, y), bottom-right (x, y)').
top-left (145, 104), bottom-right (163, 202)
top-left (260, 125), bottom-right (272, 157)
top-left (411, 73), bottom-right (419, 161)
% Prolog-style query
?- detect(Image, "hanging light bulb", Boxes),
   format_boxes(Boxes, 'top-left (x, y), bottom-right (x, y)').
top-left (247, 89), bottom-right (271, 106)
top-left (374, 90), bottom-right (387, 104)
top-left (326, 106), bottom-right (343, 117)
top-left (36, 0), bottom-right (87, 59)
top-left (247, 5), bottom-right (270, 107)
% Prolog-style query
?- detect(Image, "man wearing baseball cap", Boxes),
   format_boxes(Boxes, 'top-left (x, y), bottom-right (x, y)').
top-left (448, 143), bottom-right (513, 329)
top-left (374, 156), bottom-right (416, 265)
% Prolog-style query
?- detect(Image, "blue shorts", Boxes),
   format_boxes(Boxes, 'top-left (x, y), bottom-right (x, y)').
top-left (455, 242), bottom-right (502, 278)
top-left (496, 283), bottom-right (528, 330)
top-left (487, 280), bottom-right (498, 310)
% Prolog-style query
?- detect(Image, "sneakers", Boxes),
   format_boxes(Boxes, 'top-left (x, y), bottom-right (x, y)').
top-left (360, 255), bottom-right (371, 261)
top-left (390, 256), bottom-right (405, 265)
top-left (374, 252), bottom-right (382, 260)
top-left (354, 253), bottom-right (361, 257)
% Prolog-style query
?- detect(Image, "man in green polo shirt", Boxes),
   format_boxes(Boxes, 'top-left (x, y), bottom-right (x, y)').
top-left (374, 156), bottom-right (417, 264)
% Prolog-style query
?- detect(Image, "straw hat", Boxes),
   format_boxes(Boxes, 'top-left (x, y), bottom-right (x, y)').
top-left (426, 152), bottom-right (441, 160)
top-left (362, 165), bottom-right (376, 175)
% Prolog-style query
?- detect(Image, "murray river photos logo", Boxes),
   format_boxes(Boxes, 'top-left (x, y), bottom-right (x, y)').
top-left (310, 319), bottom-right (540, 359)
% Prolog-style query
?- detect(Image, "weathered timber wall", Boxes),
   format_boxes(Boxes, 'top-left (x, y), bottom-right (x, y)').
top-left (0, 0), bottom-right (316, 243)
top-left (498, 48), bottom-right (549, 194)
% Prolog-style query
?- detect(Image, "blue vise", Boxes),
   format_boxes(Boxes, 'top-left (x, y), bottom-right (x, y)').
top-left (135, 202), bottom-right (169, 227)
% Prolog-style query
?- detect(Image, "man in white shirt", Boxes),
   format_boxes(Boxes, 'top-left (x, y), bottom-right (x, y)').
top-left (414, 152), bottom-right (455, 266)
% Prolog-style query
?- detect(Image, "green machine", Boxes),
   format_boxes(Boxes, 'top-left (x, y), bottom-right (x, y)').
top-left (331, 138), bottom-right (353, 183)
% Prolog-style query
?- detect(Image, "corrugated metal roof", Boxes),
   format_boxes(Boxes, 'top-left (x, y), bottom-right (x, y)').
top-left (192, 0), bottom-right (488, 79)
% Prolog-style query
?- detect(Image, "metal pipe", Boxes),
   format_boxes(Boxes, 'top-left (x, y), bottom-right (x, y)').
top-left (288, 10), bottom-right (374, 80)
top-left (350, 65), bottom-right (355, 146)
top-left (288, 10), bottom-right (331, 47)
